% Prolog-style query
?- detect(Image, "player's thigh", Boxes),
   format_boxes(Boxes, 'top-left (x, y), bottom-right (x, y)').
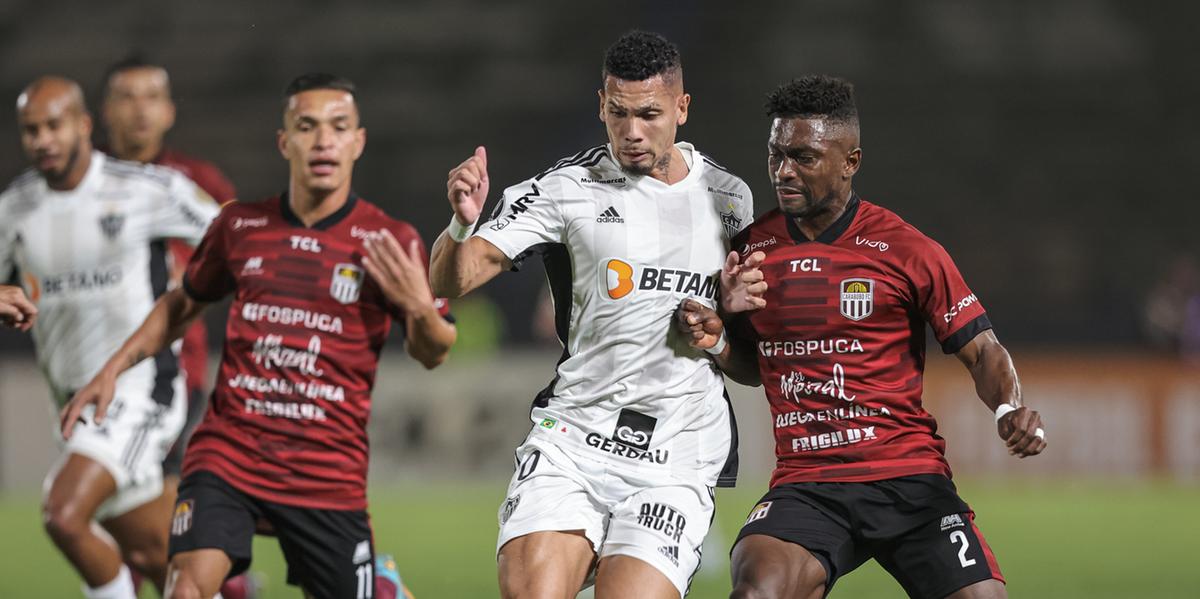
top-left (266, 502), bottom-right (376, 599)
top-left (42, 452), bottom-right (117, 526)
top-left (498, 531), bottom-right (596, 599)
top-left (168, 471), bottom-right (258, 581)
top-left (594, 554), bottom-right (678, 599)
top-left (100, 483), bottom-right (174, 564)
top-left (875, 511), bottom-right (1004, 599)
top-left (600, 484), bottom-right (714, 598)
top-left (732, 486), bottom-right (862, 598)
top-left (730, 535), bottom-right (826, 599)
top-left (496, 445), bottom-right (606, 598)
top-left (165, 548), bottom-right (233, 599)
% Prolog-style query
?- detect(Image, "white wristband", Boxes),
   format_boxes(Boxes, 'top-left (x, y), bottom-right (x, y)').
top-left (705, 332), bottom-right (728, 356)
top-left (994, 403), bottom-right (1044, 440)
top-left (994, 403), bottom-right (1017, 422)
top-left (446, 215), bottom-right (476, 243)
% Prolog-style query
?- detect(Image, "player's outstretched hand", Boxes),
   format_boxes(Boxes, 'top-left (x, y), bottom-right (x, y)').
top-left (998, 406), bottom-right (1046, 458)
top-left (363, 229), bottom-right (436, 314)
top-left (60, 372), bottom-right (117, 440)
top-left (0, 284), bottom-right (37, 332)
top-left (446, 146), bottom-right (489, 226)
top-left (720, 250), bottom-right (767, 314)
top-left (676, 298), bottom-right (725, 351)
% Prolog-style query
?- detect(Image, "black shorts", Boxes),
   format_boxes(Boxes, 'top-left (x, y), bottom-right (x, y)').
top-left (170, 470), bottom-right (376, 599)
top-left (735, 474), bottom-right (1003, 599)
top-left (162, 388), bottom-right (207, 477)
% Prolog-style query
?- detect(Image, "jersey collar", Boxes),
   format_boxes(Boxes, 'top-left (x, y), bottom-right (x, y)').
top-left (279, 190), bottom-right (359, 230)
top-left (785, 192), bottom-right (861, 245)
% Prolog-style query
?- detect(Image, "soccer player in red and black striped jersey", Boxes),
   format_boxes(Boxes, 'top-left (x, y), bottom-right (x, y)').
top-left (64, 73), bottom-right (454, 599)
top-left (99, 56), bottom-right (258, 598)
top-left (678, 76), bottom-right (1046, 599)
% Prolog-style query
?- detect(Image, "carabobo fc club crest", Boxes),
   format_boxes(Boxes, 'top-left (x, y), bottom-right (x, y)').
top-left (330, 263), bottom-right (364, 304)
top-left (99, 213), bottom-right (125, 240)
top-left (839, 278), bottom-right (874, 321)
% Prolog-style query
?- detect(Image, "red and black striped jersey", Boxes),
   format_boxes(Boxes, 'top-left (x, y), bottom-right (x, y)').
top-left (730, 196), bottom-right (990, 487)
top-left (182, 193), bottom-right (449, 510)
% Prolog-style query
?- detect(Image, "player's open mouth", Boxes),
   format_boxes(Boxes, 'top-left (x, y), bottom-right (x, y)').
top-left (308, 159), bottom-right (338, 176)
top-left (35, 155), bottom-right (59, 170)
top-left (775, 186), bottom-right (806, 199)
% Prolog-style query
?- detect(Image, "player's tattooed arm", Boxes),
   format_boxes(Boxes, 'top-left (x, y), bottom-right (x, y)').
top-left (59, 287), bottom-right (210, 438)
top-left (0, 285), bottom-right (37, 331)
top-left (955, 330), bottom-right (1046, 458)
top-left (676, 299), bottom-right (762, 386)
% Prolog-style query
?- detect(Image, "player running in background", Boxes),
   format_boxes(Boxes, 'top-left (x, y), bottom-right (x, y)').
top-left (63, 72), bottom-right (448, 599)
top-left (677, 75), bottom-right (1046, 599)
top-left (99, 55), bottom-right (262, 599)
top-left (0, 76), bottom-right (220, 598)
top-left (431, 31), bottom-right (754, 599)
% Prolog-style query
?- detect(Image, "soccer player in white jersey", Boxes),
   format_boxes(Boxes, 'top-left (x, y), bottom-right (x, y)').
top-left (430, 31), bottom-right (755, 599)
top-left (0, 76), bottom-right (218, 599)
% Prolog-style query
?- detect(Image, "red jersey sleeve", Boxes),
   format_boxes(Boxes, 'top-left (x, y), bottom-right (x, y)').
top-left (183, 206), bottom-right (236, 302)
top-left (382, 221), bottom-right (452, 321)
top-left (912, 237), bottom-right (991, 353)
top-left (189, 161), bottom-right (237, 204)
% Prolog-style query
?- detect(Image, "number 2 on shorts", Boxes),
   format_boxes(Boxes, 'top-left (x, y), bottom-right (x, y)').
top-left (949, 529), bottom-right (977, 568)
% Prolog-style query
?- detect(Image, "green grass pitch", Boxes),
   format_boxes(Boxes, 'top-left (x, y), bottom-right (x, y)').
top-left (1, 480), bottom-right (1195, 598)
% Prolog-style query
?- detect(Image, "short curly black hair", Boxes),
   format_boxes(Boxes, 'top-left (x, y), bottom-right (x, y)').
top-left (765, 75), bottom-right (857, 124)
top-left (102, 53), bottom-right (169, 99)
top-left (602, 30), bottom-right (682, 83)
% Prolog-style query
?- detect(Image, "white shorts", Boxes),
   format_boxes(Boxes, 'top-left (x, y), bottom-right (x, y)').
top-left (45, 374), bottom-right (186, 521)
top-left (496, 438), bottom-right (715, 597)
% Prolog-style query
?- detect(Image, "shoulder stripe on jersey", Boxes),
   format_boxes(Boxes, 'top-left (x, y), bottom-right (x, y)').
top-left (103, 160), bottom-right (174, 188)
top-left (535, 145), bottom-right (607, 180)
top-left (700, 152), bottom-right (732, 174)
top-left (9, 168), bottom-right (40, 191)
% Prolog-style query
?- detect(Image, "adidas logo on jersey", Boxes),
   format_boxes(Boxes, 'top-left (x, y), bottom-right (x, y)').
top-left (596, 206), bottom-right (624, 223)
top-left (658, 545), bottom-right (679, 566)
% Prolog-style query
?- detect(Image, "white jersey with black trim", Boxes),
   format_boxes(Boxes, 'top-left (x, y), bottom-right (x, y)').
top-left (475, 142), bottom-right (754, 487)
top-left (0, 151), bottom-right (220, 405)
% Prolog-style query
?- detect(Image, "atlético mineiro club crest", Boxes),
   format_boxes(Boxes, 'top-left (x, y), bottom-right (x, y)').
top-left (839, 278), bottom-right (874, 321)
top-left (99, 213), bottom-right (125, 240)
top-left (330, 263), bottom-right (364, 304)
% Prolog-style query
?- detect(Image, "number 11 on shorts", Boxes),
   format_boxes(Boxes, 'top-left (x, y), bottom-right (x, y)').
top-left (356, 562), bottom-right (374, 598)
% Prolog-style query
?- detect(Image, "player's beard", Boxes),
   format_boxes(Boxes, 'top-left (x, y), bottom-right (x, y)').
top-left (618, 149), bottom-right (669, 178)
top-left (41, 138), bottom-right (83, 185)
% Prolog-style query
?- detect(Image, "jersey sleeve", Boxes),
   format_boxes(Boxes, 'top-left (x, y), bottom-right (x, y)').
top-left (913, 237), bottom-right (991, 353)
top-left (472, 177), bottom-right (565, 270)
top-left (182, 207), bottom-right (235, 302)
top-left (190, 162), bottom-right (237, 204)
top-left (148, 170), bottom-right (221, 244)
top-left (733, 180), bottom-right (755, 238)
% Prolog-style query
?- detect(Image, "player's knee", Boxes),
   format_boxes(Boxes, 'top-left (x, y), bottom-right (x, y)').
top-left (41, 500), bottom-right (89, 543)
top-left (124, 543), bottom-right (169, 577)
top-left (165, 573), bottom-right (204, 599)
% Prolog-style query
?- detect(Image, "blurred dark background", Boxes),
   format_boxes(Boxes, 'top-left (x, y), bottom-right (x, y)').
top-left (2, 0), bottom-right (1198, 351)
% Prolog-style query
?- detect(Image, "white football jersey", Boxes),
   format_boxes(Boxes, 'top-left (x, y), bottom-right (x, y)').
top-left (0, 151), bottom-right (220, 405)
top-left (476, 142), bottom-right (753, 487)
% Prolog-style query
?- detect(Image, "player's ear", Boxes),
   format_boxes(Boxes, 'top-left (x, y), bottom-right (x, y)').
top-left (79, 112), bottom-right (93, 138)
top-left (844, 147), bottom-right (862, 178)
top-left (276, 129), bottom-right (288, 159)
top-left (352, 127), bottom-right (366, 161)
top-left (676, 93), bottom-right (690, 127)
top-left (597, 89), bottom-right (607, 124)
top-left (164, 98), bottom-right (177, 131)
